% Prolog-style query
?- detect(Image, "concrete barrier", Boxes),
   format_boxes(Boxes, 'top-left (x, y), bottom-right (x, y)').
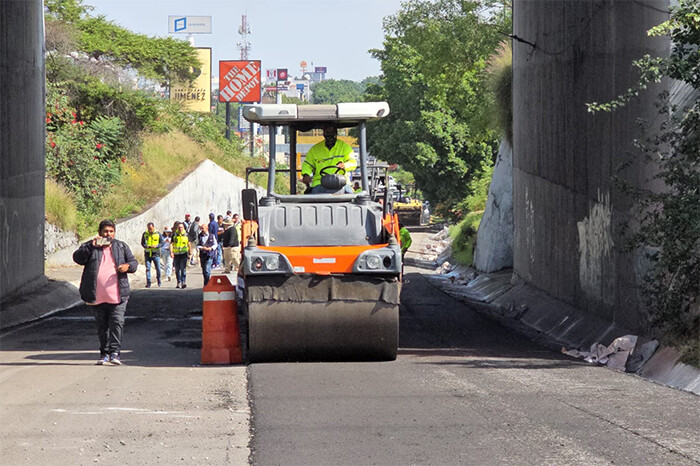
top-left (47, 159), bottom-right (264, 266)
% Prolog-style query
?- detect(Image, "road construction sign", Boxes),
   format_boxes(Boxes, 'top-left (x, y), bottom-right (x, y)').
top-left (219, 60), bottom-right (261, 103)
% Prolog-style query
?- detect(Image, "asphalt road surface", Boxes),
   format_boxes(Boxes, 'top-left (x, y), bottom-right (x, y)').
top-left (248, 263), bottom-right (700, 465)
top-left (2, 238), bottom-right (699, 465)
top-left (0, 268), bottom-right (250, 465)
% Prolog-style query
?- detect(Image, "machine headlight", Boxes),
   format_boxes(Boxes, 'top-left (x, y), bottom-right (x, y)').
top-left (365, 255), bottom-right (381, 270)
top-left (264, 255), bottom-right (279, 271)
top-left (253, 257), bottom-right (263, 270)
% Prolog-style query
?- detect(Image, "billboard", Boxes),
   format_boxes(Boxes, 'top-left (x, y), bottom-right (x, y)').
top-left (170, 48), bottom-right (211, 112)
top-left (277, 68), bottom-right (288, 81)
top-left (219, 60), bottom-right (261, 103)
top-left (314, 66), bottom-right (327, 73)
top-left (168, 16), bottom-right (212, 34)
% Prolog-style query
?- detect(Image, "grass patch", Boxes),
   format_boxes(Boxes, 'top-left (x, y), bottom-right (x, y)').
top-left (450, 211), bottom-right (483, 266)
top-left (45, 178), bottom-right (79, 232)
top-left (98, 131), bottom-right (205, 228)
top-left (64, 129), bottom-right (293, 238)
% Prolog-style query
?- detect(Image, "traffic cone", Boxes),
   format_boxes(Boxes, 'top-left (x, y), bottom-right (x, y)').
top-left (201, 275), bottom-right (242, 364)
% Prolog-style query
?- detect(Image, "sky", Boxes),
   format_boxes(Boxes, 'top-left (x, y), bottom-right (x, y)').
top-left (85, 0), bottom-right (405, 82)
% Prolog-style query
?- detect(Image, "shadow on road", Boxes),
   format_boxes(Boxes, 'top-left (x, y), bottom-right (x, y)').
top-left (0, 287), bottom-right (229, 368)
top-left (398, 271), bottom-right (580, 369)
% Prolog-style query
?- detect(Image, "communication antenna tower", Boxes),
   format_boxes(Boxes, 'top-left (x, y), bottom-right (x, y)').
top-left (237, 15), bottom-right (251, 60)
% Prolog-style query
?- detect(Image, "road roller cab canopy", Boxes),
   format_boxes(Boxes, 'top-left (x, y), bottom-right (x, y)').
top-left (242, 102), bottom-right (390, 198)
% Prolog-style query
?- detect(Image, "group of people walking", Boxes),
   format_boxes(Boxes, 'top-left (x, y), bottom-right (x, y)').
top-left (141, 211), bottom-right (242, 288)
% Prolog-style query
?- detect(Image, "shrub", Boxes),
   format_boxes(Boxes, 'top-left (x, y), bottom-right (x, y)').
top-left (46, 85), bottom-right (121, 213)
top-left (450, 211), bottom-right (483, 266)
top-left (45, 178), bottom-right (79, 232)
top-left (486, 41), bottom-right (512, 145)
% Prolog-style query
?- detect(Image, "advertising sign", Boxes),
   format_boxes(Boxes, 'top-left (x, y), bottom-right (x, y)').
top-left (238, 106), bottom-right (250, 132)
top-left (277, 68), bottom-right (288, 81)
top-left (266, 69), bottom-right (277, 80)
top-left (314, 66), bottom-right (327, 73)
top-left (170, 48), bottom-right (211, 112)
top-left (168, 16), bottom-right (212, 34)
top-left (219, 60), bottom-right (261, 103)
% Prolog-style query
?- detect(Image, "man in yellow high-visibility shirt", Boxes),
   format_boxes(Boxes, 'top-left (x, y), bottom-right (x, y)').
top-left (301, 125), bottom-right (357, 194)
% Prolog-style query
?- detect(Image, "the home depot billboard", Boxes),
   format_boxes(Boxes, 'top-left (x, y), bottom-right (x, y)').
top-left (170, 48), bottom-right (211, 112)
top-left (219, 60), bottom-right (261, 103)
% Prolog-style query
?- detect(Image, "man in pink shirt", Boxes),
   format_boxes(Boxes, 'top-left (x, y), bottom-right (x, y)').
top-left (73, 219), bottom-right (138, 365)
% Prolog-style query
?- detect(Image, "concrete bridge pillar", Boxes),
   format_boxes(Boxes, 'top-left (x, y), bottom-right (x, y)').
top-left (0, 0), bottom-right (46, 304)
top-left (511, 0), bottom-right (669, 331)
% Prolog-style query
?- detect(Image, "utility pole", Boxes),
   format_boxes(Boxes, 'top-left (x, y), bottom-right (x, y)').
top-left (237, 15), bottom-right (251, 60)
top-left (236, 15), bottom-right (255, 156)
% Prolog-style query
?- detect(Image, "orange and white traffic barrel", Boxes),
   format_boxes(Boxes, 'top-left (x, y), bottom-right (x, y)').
top-left (201, 275), bottom-right (242, 364)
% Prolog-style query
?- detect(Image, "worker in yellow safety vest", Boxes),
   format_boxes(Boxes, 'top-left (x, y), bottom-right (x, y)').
top-left (170, 222), bottom-right (190, 289)
top-left (141, 222), bottom-right (163, 288)
top-left (301, 125), bottom-right (357, 194)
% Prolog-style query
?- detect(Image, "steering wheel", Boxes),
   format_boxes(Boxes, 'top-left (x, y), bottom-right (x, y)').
top-left (319, 165), bottom-right (346, 176)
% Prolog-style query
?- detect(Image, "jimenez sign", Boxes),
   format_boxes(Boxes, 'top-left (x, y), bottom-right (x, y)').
top-left (219, 60), bottom-right (261, 103)
top-left (170, 48), bottom-right (211, 112)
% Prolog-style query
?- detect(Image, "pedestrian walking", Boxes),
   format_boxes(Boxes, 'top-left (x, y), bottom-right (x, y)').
top-left (216, 214), bottom-right (225, 269)
top-left (224, 214), bottom-right (246, 273)
top-left (171, 222), bottom-right (190, 289)
top-left (72, 219), bottom-right (138, 365)
top-left (187, 216), bottom-right (201, 266)
top-left (183, 213), bottom-right (192, 233)
top-left (208, 213), bottom-right (220, 268)
top-left (161, 226), bottom-right (173, 282)
top-left (222, 218), bottom-right (241, 274)
top-left (141, 222), bottom-right (163, 287)
top-left (198, 222), bottom-right (218, 286)
top-left (399, 222), bottom-right (412, 258)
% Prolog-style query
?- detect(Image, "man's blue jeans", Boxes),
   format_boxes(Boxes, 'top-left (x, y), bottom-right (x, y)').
top-left (145, 254), bottom-right (161, 284)
top-left (200, 254), bottom-right (213, 286)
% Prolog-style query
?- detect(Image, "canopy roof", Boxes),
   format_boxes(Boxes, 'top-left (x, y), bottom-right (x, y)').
top-left (242, 102), bottom-right (390, 130)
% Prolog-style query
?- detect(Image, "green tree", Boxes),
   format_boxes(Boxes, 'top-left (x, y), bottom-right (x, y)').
top-left (45, 0), bottom-right (199, 87)
top-left (310, 79), bottom-right (364, 104)
top-left (366, 0), bottom-right (510, 216)
top-left (78, 15), bottom-right (199, 86)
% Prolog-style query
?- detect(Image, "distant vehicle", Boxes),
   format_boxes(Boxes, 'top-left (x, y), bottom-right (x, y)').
top-left (394, 184), bottom-right (424, 226)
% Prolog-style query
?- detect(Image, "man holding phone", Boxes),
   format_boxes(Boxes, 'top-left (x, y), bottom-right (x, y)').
top-left (73, 219), bottom-right (138, 365)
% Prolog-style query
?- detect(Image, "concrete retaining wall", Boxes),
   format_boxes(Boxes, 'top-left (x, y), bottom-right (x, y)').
top-left (47, 159), bottom-right (263, 266)
top-left (511, 0), bottom-right (669, 332)
top-left (0, 0), bottom-right (45, 307)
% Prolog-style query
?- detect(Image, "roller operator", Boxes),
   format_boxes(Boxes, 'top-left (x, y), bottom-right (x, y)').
top-left (301, 125), bottom-right (357, 194)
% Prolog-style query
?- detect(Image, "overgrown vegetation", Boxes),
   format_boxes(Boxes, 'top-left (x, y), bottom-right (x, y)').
top-left (44, 0), bottom-right (250, 236)
top-left (588, 0), bottom-right (699, 364)
top-left (450, 212), bottom-right (483, 266)
top-left (486, 41), bottom-right (513, 146)
top-left (45, 179), bottom-right (79, 232)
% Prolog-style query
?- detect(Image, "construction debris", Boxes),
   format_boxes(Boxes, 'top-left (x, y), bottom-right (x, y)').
top-left (561, 335), bottom-right (660, 372)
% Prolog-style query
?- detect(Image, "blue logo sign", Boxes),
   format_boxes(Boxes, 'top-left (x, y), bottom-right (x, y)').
top-left (174, 17), bottom-right (187, 32)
